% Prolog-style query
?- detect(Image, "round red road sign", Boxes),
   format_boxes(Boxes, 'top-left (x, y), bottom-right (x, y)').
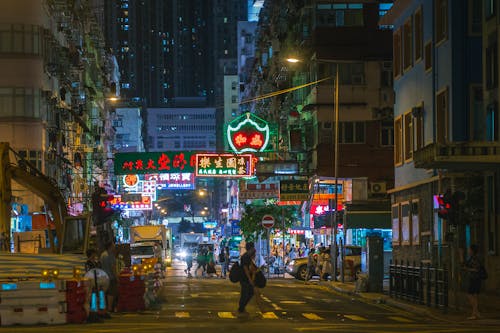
top-left (261, 215), bottom-right (275, 229)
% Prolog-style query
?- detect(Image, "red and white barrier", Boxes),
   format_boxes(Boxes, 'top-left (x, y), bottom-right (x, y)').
top-left (0, 280), bottom-right (67, 326)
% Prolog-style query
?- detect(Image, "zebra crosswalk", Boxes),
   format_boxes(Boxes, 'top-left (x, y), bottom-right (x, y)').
top-left (122, 310), bottom-right (415, 323)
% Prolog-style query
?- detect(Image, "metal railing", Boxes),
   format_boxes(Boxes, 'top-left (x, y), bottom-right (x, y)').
top-left (389, 260), bottom-right (448, 309)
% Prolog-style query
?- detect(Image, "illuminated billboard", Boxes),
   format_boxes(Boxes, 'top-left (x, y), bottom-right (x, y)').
top-left (195, 153), bottom-right (254, 178)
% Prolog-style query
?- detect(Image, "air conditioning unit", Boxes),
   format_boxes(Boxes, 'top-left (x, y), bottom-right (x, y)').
top-left (370, 182), bottom-right (387, 194)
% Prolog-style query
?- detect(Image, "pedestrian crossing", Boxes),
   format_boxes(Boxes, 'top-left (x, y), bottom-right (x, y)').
top-left (123, 310), bottom-right (415, 323)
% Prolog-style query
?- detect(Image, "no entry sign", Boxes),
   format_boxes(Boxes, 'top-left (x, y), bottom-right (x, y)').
top-left (261, 215), bottom-right (275, 229)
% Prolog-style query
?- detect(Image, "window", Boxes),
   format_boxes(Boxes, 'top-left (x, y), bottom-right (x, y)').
top-left (394, 116), bottom-right (403, 165)
top-left (469, 0), bottom-right (482, 34)
top-left (414, 8), bottom-right (423, 61)
top-left (424, 42), bottom-right (432, 72)
top-left (392, 203), bottom-right (400, 245)
top-left (381, 61), bottom-right (393, 87)
top-left (0, 24), bottom-right (41, 55)
top-left (414, 104), bottom-right (424, 151)
top-left (404, 112), bottom-right (413, 161)
top-left (381, 121), bottom-right (394, 146)
top-left (435, 0), bottom-right (448, 44)
top-left (0, 88), bottom-right (40, 118)
top-left (340, 121), bottom-right (365, 143)
top-left (436, 88), bottom-right (449, 144)
top-left (401, 202), bottom-right (411, 245)
top-left (470, 86), bottom-right (485, 140)
top-left (18, 150), bottom-right (42, 170)
top-left (411, 200), bottom-right (420, 245)
top-left (393, 28), bottom-right (402, 77)
top-left (485, 0), bottom-right (496, 19)
top-left (316, 3), bottom-right (364, 27)
top-left (319, 62), bottom-right (365, 85)
top-left (486, 41), bottom-right (498, 89)
top-left (403, 18), bottom-right (413, 70)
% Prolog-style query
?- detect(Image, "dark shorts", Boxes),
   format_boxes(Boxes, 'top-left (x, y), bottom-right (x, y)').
top-left (468, 277), bottom-right (481, 295)
top-left (107, 278), bottom-right (118, 297)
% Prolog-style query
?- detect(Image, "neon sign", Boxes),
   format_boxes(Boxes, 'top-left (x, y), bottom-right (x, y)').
top-left (227, 113), bottom-right (270, 153)
top-left (195, 153), bottom-right (254, 178)
top-left (114, 152), bottom-right (196, 175)
top-left (109, 195), bottom-right (153, 211)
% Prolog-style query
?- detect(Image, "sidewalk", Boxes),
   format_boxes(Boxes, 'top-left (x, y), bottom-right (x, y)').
top-left (323, 279), bottom-right (500, 324)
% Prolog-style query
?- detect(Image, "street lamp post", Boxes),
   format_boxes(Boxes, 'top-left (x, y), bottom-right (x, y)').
top-left (330, 63), bottom-right (339, 282)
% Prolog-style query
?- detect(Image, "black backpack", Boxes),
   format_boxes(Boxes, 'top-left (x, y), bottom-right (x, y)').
top-left (219, 251), bottom-right (226, 263)
top-left (229, 262), bottom-right (242, 283)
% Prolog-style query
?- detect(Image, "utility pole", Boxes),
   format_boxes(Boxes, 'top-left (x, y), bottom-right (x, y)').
top-left (331, 64), bottom-right (339, 282)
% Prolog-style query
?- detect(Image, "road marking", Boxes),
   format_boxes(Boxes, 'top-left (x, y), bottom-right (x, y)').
top-left (302, 313), bottom-right (324, 320)
top-left (343, 314), bottom-right (368, 321)
top-left (261, 312), bottom-right (279, 319)
top-left (388, 316), bottom-right (414, 323)
top-left (271, 303), bottom-right (283, 310)
top-left (281, 300), bottom-right (306, 304)
top-left (218, 312), bottom-right (236, 319)
top-left (175, 311), bottom-right (190, 318)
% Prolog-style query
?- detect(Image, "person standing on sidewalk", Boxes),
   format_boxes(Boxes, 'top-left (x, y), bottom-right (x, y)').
top-left (462, 244), bottom-right (482, 320)
top-left (100, 242), bottom-right (118, 315)
top-left (219, 246), bottom-right (229, 278)
top-left (237, 242), bottom-right (256, 317)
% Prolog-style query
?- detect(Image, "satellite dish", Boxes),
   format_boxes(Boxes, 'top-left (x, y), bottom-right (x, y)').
top-left (84, 268), bottom-right (110, 292)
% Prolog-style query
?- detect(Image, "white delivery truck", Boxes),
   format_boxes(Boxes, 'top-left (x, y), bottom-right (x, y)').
top-left (130, 225), bottom-right (172, 267)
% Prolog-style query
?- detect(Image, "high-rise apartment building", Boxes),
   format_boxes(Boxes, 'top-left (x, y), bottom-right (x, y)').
top-left (104, 0), bottom-right (247, 108)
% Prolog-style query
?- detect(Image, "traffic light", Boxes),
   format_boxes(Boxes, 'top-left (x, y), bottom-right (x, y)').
top-left (437, 189), bottom-right (453, 220)
top-left (92, 186), bottom-right (116, 225)
top-left (437, 189), bottom-right (465, 225)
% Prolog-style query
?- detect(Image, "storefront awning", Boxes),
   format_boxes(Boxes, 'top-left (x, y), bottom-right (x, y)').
top-left (345, 211), bottom-right (391, 229)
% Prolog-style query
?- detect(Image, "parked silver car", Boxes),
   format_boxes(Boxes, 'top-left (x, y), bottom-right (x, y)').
top-left (286, 246), bottom-right (362, 281)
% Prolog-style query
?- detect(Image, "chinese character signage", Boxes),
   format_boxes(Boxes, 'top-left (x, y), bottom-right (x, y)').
top-left (227, 113), bottom-right (271, 153)
top-left (114, 152), bottom-right (196, 175)
top-left (145, 173), bottom-right (195, 190)
top-left (195, 153), bottom-right (254, 178)
top-left (279, 180), bottom-right (310, 201)
top-left (109, 194), bottom-right (153, 211)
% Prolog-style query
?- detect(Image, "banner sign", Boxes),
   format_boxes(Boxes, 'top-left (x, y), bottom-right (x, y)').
top-left (109, 194), bottom-right (153, 211)
top-left (279, 180), bottom-right (309, 201)
top-left (145, 172), bottom-right (195, 190)
top-left (114, 152), bottom-right (196, 175)
top-left (195, 153), bottom-right (254, 177)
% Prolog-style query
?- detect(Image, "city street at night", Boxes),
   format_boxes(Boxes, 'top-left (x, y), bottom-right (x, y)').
top-left (4, 260), bottom-right (500, 333)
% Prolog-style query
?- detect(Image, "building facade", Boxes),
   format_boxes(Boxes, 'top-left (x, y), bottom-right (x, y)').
top-left (0, 0), bottom-right (112, 236)
top-left (382, 0), bottom-right (500, 299)
top-left (146, 107), bottom-right (217, 152)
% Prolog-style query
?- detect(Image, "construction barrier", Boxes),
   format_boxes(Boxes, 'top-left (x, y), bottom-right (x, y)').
top-left (117, 271), bottom-right (146, 312)
top-left (66, 279), bottom-right (89, 324)
top-left (0, 280), bottom-right (67, 326)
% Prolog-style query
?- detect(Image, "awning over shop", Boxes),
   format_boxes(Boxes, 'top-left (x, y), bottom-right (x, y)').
top-left (345, 211), bottom-right (391, 229)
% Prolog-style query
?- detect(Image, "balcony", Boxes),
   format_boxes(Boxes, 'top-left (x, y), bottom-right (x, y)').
top-left (413, 142), bottom-right (500, 169)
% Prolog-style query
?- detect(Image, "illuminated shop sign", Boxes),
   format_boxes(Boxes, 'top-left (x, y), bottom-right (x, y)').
top-left (195, 153), bottom-right (254, 178)
top-left (279, 180), bottom-right (309, 201)
top-left (109, 195), bottom-right (153, 211)
top-left (114, 152), bottom-right (196, 175)
top-left (145, 173), bottom-right (195, 190)
top-left (227, 113), bottom-right (270, 153)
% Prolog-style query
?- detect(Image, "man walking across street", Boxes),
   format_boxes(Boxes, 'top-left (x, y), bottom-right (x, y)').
top-left (238, 242), bottom-right (256, 317)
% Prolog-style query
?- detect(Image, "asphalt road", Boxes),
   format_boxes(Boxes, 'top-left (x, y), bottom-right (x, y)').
top-left (4, 260), bottom-right (500, 333)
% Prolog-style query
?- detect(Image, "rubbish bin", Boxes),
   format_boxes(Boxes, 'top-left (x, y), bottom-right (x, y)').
top-left (366, 235), bottom-right (384, 292)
